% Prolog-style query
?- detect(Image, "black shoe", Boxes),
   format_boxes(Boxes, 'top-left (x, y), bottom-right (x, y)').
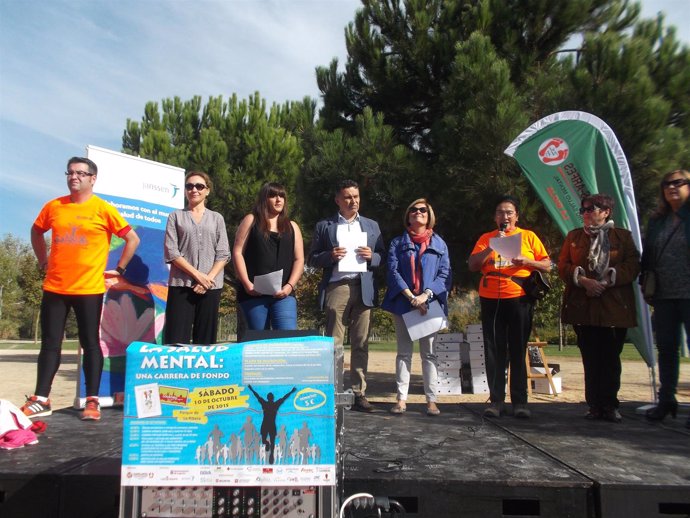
top-left (584, 407), bottom-right (602, 420)
top-left (602, 408), bottom-right (622, 423)
top-left (353, 395), bottom-right (374, 413)
top-left (483, 402), bottom-right (504, 418)
top-left (513, 404), bottom-right (531, 419)
top-left (645, 401), bottom-right (678, 422)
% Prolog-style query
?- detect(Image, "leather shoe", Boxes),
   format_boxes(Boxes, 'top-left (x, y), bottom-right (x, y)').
top-left (483, 402), bottom-right (504, 418)
top-left (426, 402), bottom-right (440, 416)
top-left (602, 408), bottom-right (622, 423)
top-left (513, 404), bottom-right (531, 419)
top-left (645, 401), bottom-right (677, 422)
top-left (584, 407), bottom-right (602, 420)
top-left (353, 395), bottom-right (374, 413)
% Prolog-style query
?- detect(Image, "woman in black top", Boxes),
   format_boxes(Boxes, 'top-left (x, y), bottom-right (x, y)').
top-left (233, 183), bottom-right (304, 330)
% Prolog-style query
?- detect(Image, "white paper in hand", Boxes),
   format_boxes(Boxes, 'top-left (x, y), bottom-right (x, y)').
top-left (401, 300), bottom-right (448, 341)
top-left (253, 269), bottom-right (283, 295)
top-left (336, 225), bottom-right (367, 272)
top-left (489, 232), bottom-right (521, 260)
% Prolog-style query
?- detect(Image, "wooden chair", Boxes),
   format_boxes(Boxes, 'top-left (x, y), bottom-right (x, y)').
top-left (525, 339), bottom-right (558, 396)
top-left (507, 338), bottom-right (559, 397)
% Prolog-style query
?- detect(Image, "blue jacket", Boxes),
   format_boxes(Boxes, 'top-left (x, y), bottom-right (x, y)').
top-left (308, 214), bottom-right (385, 310)
top-left (381, 232), bottom-right (452, 316)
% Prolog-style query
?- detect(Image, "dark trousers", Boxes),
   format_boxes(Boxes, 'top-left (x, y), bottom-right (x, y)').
top-left (575, 325), bottom-right (626, 410)
top-left (480, 296), bottom-right (534, 405)
top-left (653, 299), bottom-right (690, 403)
top-left (164, 287), bottom-right (222, 345)
top-left (37, 290), bottom-right (104, 397)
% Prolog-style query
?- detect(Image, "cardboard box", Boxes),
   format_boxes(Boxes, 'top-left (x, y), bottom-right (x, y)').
top-left (437, 333), bottom-right (464, 343)
top-left (531, 376), bottom-right (562, 394)
top-left (467, 340), bottom-right (484, 351)
top-left (436, 341), bottom-right (461, 353)
top-left (465, 332), bottom-right (484, 343)
top-left (465, 324), bottom-right (483, 333)
top-left (439, 359), bottom-right (462, 370)
top-left (436, 378), bottom-right (464, 395)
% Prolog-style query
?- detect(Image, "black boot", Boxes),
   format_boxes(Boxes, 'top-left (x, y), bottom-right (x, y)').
top-left (645, 401), bottom-right (678, 422)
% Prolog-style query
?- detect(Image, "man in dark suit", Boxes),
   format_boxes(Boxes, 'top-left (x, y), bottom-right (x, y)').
top-left (308, 179), bottom-right (385, 412)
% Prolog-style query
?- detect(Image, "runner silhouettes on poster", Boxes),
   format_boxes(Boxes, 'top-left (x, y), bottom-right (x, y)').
top-left (247, 384), bottom-right (296, 464)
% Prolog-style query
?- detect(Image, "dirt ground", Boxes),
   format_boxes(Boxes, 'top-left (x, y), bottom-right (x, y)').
top-left (1, 349), bottom-right (687, 411)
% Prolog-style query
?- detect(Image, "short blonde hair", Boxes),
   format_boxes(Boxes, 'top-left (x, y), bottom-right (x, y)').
top-left (404, 198), bottom-right (436, 229)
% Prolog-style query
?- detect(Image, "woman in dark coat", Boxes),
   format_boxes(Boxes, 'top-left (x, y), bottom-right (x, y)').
top-left (558, 194), bottom-right (640, 423)
top-left (641, 169), bottom-right (690, 428)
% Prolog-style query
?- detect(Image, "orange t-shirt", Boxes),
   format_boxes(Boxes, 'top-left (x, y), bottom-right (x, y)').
top-left (34, 195), bottom-right (131, 295)
top-left (471, 226), bottom-right (549, 299)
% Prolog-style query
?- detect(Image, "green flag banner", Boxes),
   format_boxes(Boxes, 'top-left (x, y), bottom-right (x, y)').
top-left (505, 111), bottom-right (654, 367)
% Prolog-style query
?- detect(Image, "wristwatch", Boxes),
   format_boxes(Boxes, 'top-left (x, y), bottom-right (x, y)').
top-left (424, 289), bottom-right (433, 300)
top-left (116, 266), bottom-right (126, 275)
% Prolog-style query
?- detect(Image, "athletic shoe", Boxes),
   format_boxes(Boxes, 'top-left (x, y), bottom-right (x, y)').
top-left (21, 396), bottom-right (52, 418)
top-left (81, 397), bottom-right (101, 421)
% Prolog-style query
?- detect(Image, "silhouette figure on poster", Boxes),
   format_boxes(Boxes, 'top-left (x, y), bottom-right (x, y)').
top-left (248, 384), bottom-right (296, 464)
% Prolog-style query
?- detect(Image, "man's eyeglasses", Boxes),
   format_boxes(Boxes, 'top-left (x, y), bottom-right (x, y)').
top-left (65, 170), bottom-right (95, 178)
top-left (409, 207), bottom-right (428, 214)
top-left (579, 205), bottom-right (603, 214)
top-left (662, 179), bottom-right (689, 189)
top-left (185, 183), bottom-right (207, 191)
top-left (495, 210), bottom-right (515, 216)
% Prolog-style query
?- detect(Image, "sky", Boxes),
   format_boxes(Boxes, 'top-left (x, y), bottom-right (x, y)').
top-left (1, 0), bottom-right (688, 242)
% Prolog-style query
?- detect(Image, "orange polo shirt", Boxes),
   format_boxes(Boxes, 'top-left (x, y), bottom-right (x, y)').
top-left (34, 195), bottom-right (131, 295)
top-left (471, 226), bottom-right (549, 299)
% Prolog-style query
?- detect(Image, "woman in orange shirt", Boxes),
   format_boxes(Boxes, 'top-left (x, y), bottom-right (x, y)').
top-left (469, 195), bottom-right (551, 419)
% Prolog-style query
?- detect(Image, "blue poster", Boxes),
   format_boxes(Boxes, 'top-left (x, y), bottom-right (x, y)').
top-left (121, 337), bottom-right (336, 487)
top-left (80, 145), bottom-right (185, 406)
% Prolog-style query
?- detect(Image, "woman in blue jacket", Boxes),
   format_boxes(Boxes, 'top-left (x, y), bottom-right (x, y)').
top-left (382, 198), bottom-right (452, 416)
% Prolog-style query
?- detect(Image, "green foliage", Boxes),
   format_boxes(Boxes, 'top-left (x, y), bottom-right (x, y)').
top-left (0, 235), bottom-right (41, 339)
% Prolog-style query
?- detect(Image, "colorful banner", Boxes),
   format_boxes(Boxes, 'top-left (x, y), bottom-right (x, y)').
top-left (504, 111), bottom-right (654, 366)
top-left (121, 337), bottom-right (336, 487)
top-left (76, 145), bottom-right (185, 407)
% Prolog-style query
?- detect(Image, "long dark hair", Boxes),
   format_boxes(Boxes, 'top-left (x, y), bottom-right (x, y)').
top-left (252, 182), bottom-right (291, 236)
top-left (653, 169), bottom-right (690, 218)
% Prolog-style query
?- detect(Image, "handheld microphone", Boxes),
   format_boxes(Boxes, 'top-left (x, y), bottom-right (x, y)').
top-left (500, 222), bottom-right (508, 232)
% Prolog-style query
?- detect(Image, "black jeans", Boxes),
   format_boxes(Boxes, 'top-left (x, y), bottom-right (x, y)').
top-left (653, 299), bottom-right (690, 403)
top-left (37, 290), bottom-right (104, 397)
top-left (574, 325), bottom-right (626, 410)
top-left (480, 296), bottom-right (534, 405)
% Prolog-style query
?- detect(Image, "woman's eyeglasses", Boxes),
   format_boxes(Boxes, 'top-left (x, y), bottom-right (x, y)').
top-left (409, 207), bottom-right (428, 214)
top-left (185, 183), bottom-right (207, 191)
top-left (662, 179), bottom-right (689, 189)
top-left (579, 205), bottom-right (602, 214)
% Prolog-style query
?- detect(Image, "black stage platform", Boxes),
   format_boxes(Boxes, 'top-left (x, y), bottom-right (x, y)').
top-left (1, 403), bottom-right (688, 518)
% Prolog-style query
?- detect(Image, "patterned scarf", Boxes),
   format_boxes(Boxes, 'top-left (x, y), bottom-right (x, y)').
top-left (584, 220), bottom-right (615, 280)
top-left (408, 228), bottom-right (433, 294)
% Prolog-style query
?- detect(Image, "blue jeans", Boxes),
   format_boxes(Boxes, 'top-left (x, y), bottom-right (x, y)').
top-left (240, 296), bottom-right (297, 330)
top-left (653, 299), bottom-right (690, 402)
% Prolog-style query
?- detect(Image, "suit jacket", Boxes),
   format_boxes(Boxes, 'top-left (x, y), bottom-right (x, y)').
top-left (308, 214), bottom-right (385, 310)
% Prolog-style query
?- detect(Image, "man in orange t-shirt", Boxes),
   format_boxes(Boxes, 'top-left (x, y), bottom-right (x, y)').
top-left (22, 157), bottom-right (140, 421)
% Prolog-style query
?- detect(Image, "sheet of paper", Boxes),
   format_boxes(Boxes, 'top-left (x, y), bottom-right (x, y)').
top-left (401, 300), bottom-right (448, 341)
top-left (336, 226), bottom-right (367, 272)
top-left (253, 269), bottom-right (284, 295)
top-left (489, 232), bottom-right (522, 260)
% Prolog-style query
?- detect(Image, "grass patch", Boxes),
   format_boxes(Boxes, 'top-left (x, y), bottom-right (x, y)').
top-left (0, 340), bottom-right (80, 351)
top-left (1, 340), bottom-right (686, 364)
